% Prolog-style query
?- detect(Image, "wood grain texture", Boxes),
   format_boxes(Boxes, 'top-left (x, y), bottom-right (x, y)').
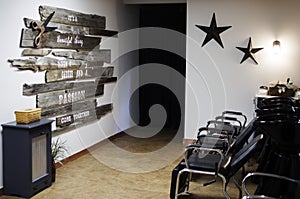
top-left (41, 99), bottom-right (96, 117)
top-left (20, 29), bottom-right (101, 50)
top-left (21, 49), bottom-right (52, 56)
top-left (24, 81), bottom-right (94, 96)
top-left (56, 103), bottom-right (112, 127)
top-left (8, 58), bottom-right (38, 72)
top-left (52, 49), bottom-right (111, 63)
top-left (39, 5), bottom-right (106, 29)
top-left (24, 18), bottom-right (117, 37)
top-left (45, 66), bottom-right (114, 83)
top-left (36, 84), bottom-right (104, 108)
top-left (23, 77), bottom-right (116, 96)
top-left (9, 57), bottom-right (87, 71)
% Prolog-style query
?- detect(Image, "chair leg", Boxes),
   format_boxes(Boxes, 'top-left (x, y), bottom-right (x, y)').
top-left (233, 177), bottom-right (242, 199)
top-left (175, 170), bottom-right (189, 199)
top-left (219, 174), bottom-right (231, 199)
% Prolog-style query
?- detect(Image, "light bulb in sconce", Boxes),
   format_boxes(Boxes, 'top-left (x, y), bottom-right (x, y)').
top-left (273, 40), bottom-right (281, 54)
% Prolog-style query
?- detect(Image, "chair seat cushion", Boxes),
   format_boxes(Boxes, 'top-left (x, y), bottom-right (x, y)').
top-left (187, 152), bottom-right (221, 172)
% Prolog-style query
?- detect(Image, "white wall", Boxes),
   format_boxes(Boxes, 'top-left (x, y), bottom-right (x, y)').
top-left (185, 0), bottom-right (300, 138)
top-left (0, 0), bottom-right (139, 187)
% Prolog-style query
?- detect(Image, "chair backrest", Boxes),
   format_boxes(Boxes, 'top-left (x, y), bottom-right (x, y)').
top-left (206, 120), bottom-right (237, 138)
top-left (223, 134), bottom-right (264, 178)
top-left (221, 110), bottom-right (247, 128)
top-left (228, 118), bottom-right (259, 154)
top-left (215, 115), bottom-right (243, 134)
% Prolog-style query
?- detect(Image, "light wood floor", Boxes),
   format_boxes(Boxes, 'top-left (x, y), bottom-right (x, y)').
top-left (1, 129), bottom-right (257, 199)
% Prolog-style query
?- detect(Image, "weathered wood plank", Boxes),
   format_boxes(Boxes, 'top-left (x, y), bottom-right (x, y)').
top-left (89, 29), bottom-right (118, 37)
top-left (9, 56), bottom-right (105, 72)
top-left (52, 49), bottom-right (111, 63)
top-left (21, 49), bottom-right (51, 56)
top-left (94, 104), bottom-right (113, 119)
top-left (23, 77), bottom-right (117, 95)
top-left (39, 5), bottom-right (106, 29)
top-left (95, 76), bottom-right (117, 84)
top-left (24, 18), bottom-right (117, 37)
top-left (20, 29), bottom-right (101, 50)
top-left (24, 81), bottom-right (92, 95)
top-left (56, 103), bottom-right (112, 128)
top-left (45, 66), bottom-right (114, 83)
top-left (41, 99), bottom-right (96, 117)
top-left (24, 17), bottom-right (89, 35)
top-left (9, 57), bottom-right (88, 71)
top-left (36, 83), bottom-right (104, 108)
top-left (8, 58), bottom-right (38, 72)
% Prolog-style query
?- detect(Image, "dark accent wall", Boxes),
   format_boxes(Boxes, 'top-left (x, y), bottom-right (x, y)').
top-left (138, 4), bottom-right (186, 130)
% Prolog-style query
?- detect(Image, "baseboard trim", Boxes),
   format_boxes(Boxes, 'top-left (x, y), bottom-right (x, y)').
top-left (55, 132), bottom-right (193, 168)
top-left (183, 138), bottom-right (196, 145)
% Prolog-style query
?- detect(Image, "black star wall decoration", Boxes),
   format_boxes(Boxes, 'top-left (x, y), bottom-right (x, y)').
top-left (236, 37), bottom-right (263, 64)
top-left (195, 13), bottom-right (232, 48)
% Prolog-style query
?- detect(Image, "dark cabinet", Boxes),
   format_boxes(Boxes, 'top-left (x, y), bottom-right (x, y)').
top-left (1, 119), bottom-right (53, 198)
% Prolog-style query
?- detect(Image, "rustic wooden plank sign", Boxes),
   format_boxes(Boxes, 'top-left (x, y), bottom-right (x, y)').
top-left (10, 5), bottom-right (117, 132)
top-left (23, 77), bottom-right (117, 95)
top-left (21, 49), bottom-right (51, 56)
top-left (36, 83), bottom-right (104, 108)
top-left (24, 18), bottom-right (117, 37)
top-left (41, 99), bottom-right (96, 117)
top-left (8, 58), bottom-right (38, 72)
top-left (24, 81), bottom-right (95, 95)
top-left (39, 5), bottom-right (106, 29)
top-left (52, 49), bottom-right (111, 63)
top-left (56, 103), bottom-right (112, 128)
top-left (20, 29), bottom-right (101, 50)
top-left (45, 66), bottom-right (114, 83)
top-left (89, 29), bottom-right (118, 37)
top-left (95, 76), bottom-right (117, 84)
top-left (8, 57), bottom-right (90, 72)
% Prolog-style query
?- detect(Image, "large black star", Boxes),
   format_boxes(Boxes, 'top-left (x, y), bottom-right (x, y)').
top-left (236, 37), bottom-right (263, 64)
top-left (195, 13), bottom-right (232, 48)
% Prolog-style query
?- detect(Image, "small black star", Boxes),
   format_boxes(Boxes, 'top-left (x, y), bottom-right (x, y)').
top-left (195, 13), bottom-right (232, 48)
top-left (236, 37), bottom-right (264, 64)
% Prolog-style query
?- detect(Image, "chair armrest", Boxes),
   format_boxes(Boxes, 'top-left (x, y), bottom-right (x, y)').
top-left (222, 155), bottom-right (232, 169)
top-left (224, 139), bottom-right (236, 156)
top-left (242, 196), bottom-right (275, 199)
top-left (242, 172), bottom-right (299, 197)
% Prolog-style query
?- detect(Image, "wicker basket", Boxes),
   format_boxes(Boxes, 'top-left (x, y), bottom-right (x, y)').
top-left (15, 108), bottom-right (41, 124)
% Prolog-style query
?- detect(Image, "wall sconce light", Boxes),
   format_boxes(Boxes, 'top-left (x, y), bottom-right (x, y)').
top-left (273, 40), bottom-right (281, 54)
